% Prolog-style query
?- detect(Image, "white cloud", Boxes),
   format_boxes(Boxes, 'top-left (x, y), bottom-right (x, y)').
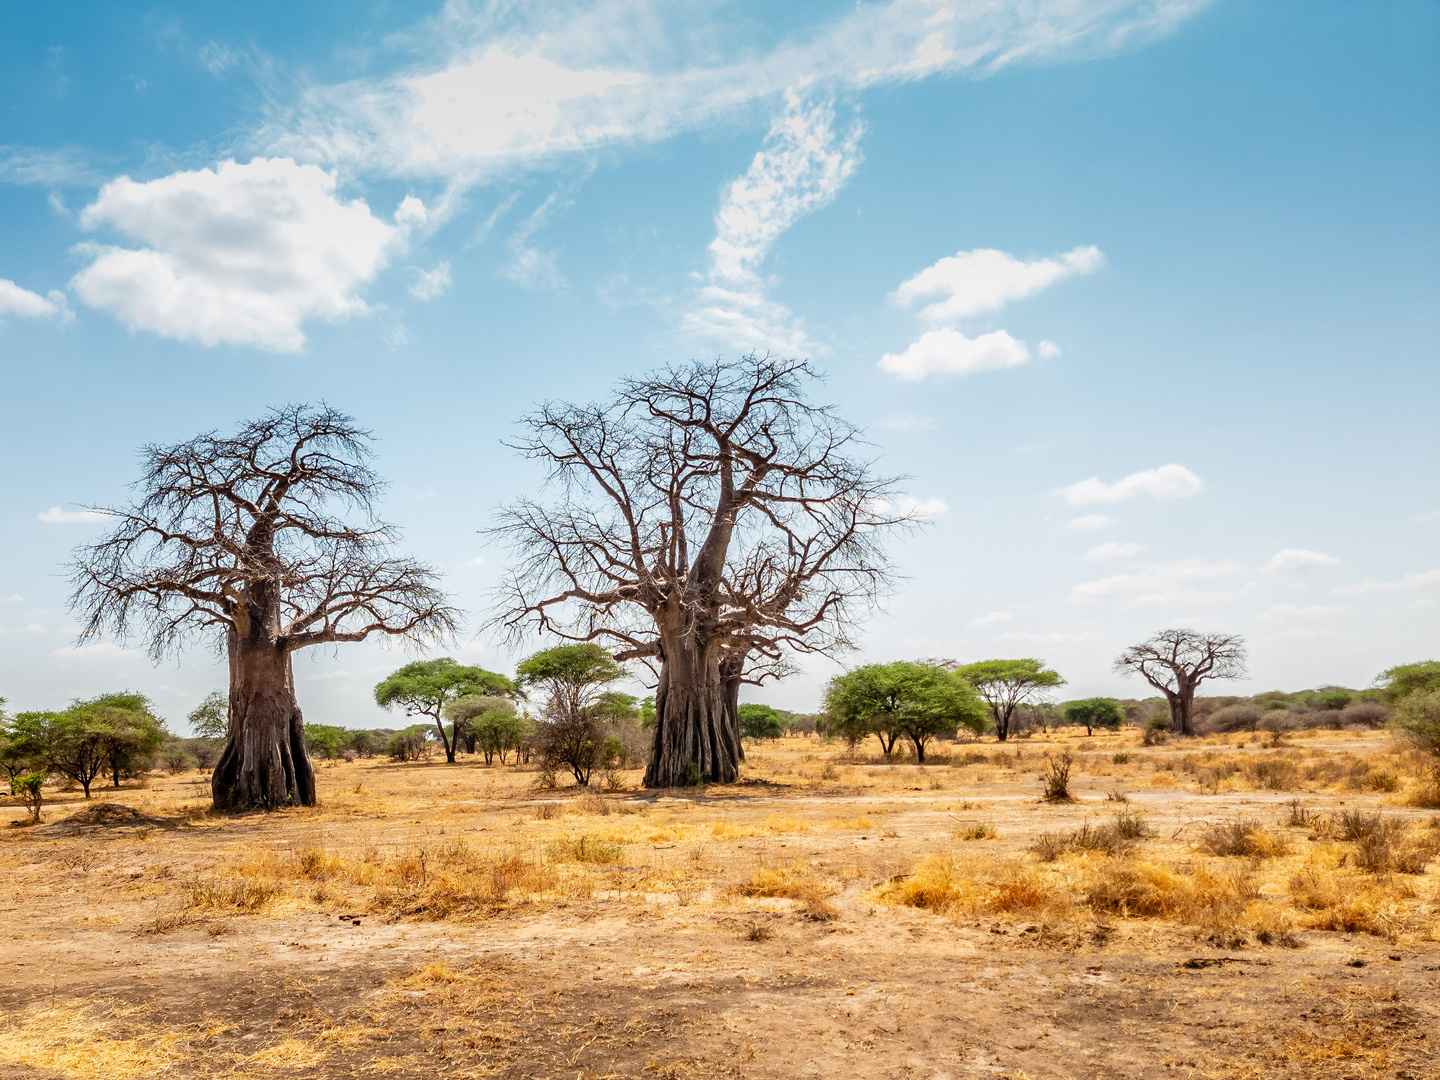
top-left (893, 245), bottom-right (1103, 324)
top-left (1415, 509), bottom-right (1440, 523)
top-left (1037, 340), bottom-right (1061, 359)
top-left (683, 92), bottom-right (862, 352)
top-left (968, 611), bottom-right (1014, 628)
top-left (71, 158), bottom-right (402, 351)
top-left (868, 494), bottom-right (947, 520)
top-left (25, 623), bottom-right (46, 634)
top-left (1059, 464), bottom-right (1202, 506)
top-left (37, 506), bottom-right (109, 524)
top-left (1410, 598), bottom-right (1437, 611)
top-left (1264, 548), bottom-right (1340, 573)
top-left (408, 260), bottom-right (452, 300)
top-left (878, 328), bottom-right (1029, 381)
top-left (0, 279), bottom-right (71, 323)
top-left (49, 642), bottom-right (138, 662)
top-left (880, 415), bottom-right (939, 431)
top-left (1256, 604), bottom-right (1344, 625)
top-left (1085, 541), bottom-right (1144, 561)
top-left (1066, 514), bottom-right (1116, 531)
top-left (1069, 558), bottom-right (1244, 607)
top-left (3, 594), bottom-right (23, 603)
top-left (1333, 569), bottom-right (1440, 596)
top-left (462, 556), bottom-right (487, 568)
top-left (271, 3), bottom-right (1206, 186)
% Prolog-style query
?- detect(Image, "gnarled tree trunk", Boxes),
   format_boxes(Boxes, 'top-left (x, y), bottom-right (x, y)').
top-left (645, 632), bottom-right (742, 787)
top-left (213, 631), bottom-right (315, 811)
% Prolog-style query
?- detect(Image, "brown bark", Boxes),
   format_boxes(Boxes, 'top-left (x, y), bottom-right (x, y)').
top-left (645, 632), bottom-right (742, 787)
top-left (212, 630), bottom-right (316, 811)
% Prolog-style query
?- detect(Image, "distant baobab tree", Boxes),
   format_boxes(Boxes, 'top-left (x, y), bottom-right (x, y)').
top-left (1114, 628), bottom-right (1247, 737)
top-left (69, 405), bottom-right (458, 810)
top-left (491, 354), bottom-right (914, 787)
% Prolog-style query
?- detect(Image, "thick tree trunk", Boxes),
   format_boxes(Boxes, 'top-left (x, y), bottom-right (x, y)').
top-left (645, 633), bottom-right (741, 787)
top-left (1168, 685), bottom-right (1195, 737)
top-left (212, 640), bottom-right (315, 811)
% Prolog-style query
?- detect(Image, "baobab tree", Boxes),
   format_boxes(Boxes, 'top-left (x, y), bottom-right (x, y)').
top-left (491, 354), bottom-right (913, 787)
top-left (1114, 629), bottom-right (1247, 736)
top-left (69, 405), bottom-right (457, 811)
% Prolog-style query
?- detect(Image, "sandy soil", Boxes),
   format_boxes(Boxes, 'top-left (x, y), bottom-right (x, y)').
top-left (0, 730), bottom-right (1436, 1080)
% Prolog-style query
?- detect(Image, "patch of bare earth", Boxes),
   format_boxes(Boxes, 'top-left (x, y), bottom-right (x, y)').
top-left (0, 730), bottom-right (1436, 1079)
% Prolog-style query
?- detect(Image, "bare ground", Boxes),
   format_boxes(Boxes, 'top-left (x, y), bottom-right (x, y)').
top-left (1, 730), bottom-right (1436, 1080)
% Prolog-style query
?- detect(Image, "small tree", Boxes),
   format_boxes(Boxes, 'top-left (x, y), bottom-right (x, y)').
top-left (72, 692), bottom-right (167, 787)
top-left (738, 704), bottom-right (785, 741)
top-left (824, 662), bottom-right (986, 762)
top-left (1378, 661), bottom-right (1440, 702)
top-left (350, 730), bottom-right (380, 757)
top-left (1063, 697), bottom-right (1124, 736)
top-left (386, 725), bottom-right (433, 762)
top-left (10, 772), bottom-right (44, 824)
top-left (519, 644), bottom-right (624, 786)
top-left (1114, 630), bottom-right (1247, 737)
top-left (1390, 690), bottom-right (1440, 803)
top-left (303, 724), bottom-right (351, 761)
top-left (11, 710), bottom-right (108, 798)
top-left (374, 659), bottom-right (515, 764)
top-left (952, 659), bottom-right (1066, 742)
top-left (0, 699), bottom-right (39, 783)
top-left (187, 691), bottom-right (229, 740)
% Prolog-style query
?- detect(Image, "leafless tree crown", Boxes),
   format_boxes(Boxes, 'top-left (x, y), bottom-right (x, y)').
top-left (69, 404), bottom-right (458, 658)
top-left (489, 354), bottom-right (916, 681)
top-left (1114, 629), bottom-right (1248, 694)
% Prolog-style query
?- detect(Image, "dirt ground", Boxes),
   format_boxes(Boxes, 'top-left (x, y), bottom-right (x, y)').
top-left (1, 729), bottom-right (1436, 1080)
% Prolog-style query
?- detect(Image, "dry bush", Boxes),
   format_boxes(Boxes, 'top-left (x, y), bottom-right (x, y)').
top-left (545, 834), bottom-right (624, 864)
top-left (1284, 798), bottom-right (1316, 828)
top-left (532, 802), bottom-right (564, 820)
top-left (1196, 819), bottom-right (1291, 859)
top-left (1110, 752), bottom-right (1131, 764)
top-left (874, 854), bottom-right (1061, 919)
top-left (1286, 866), bottom-right (1419, 938)
top-left (827, 815), bottom-right (874, 830)
top-left (1083, 859), bottom-right (1258, 928)
top-left (572, 791), bottom-right (613, 816)
top-left (953, 821), bottom-right (996, 841)
top-left (186, 877), bottom-right (279, 913)
top-left (1245, 756), bottom-right (1299, 791)
top-left (733, 863), bottom-right (838, 920)
top-left (1042, 752), bottom-right (1074, 801)
top-left (1031, 810), bottom-right (1149, 861)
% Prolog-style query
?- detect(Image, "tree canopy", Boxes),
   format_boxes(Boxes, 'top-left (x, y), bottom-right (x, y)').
top-left (188, 691), bottom-right (228, 740)
top-left (1378, 661), bottom-right (1440, 702)
top-left (375, 658), bottom-right (515, 763)
top-left (1115, 629), bottom-right (1247, 737)
top-left (737, 703), bottom-right (784, 740)
top-left (951, 659), bottom-right (1065, 742)
top-left (824, 661), bottom-right (986, 762)
top-left (1063, 697), bottom-right (1125, 736)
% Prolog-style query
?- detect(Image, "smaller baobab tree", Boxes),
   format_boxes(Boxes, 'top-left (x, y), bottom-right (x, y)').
top-left (69, 405), bottom-right (458, 811)
top-left (1114, 629), bottom-right (1247, 737)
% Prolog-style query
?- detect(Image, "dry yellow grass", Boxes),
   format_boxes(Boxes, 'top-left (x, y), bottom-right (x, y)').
top-left (0, 1001), bottom-right (186, 1079)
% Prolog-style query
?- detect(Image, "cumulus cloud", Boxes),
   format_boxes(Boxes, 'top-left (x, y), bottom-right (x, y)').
top-left (893, 245), bottom-right (1103, 324)
top-left (408, 260), bottom-right (452, 300)
top-left (1059, 464), bottom-right (1201, 506)
top-left (1066, 514), bottom-right (1116, 531)
top-left (968, 611), bottom-right (1014, 628)
top-left (0, 279), bottom-right (70, 323)
top-left (1085, 541), bottom-right (1144, 561)
top-left (1264, 548), bottom-right (1340, 573)
top-left (878, 327), bottom-right (1029, 381)
top-left (37, 506), bottom-right (109, 524)
top-left (1069, 558), bottom-right (1244, 607)
top-left (70, 158), bottom-right (403, 351)
top-left (1333, 569), bottom-right (1440, 596)
top-left (683, 92), bottom-right (861, 352)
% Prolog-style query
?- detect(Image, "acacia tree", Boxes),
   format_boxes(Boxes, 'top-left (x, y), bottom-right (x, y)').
top-left (1063, 697), bottom-right (1124, 736)
top-left (374, 659), bottom-right (515, 763)
top-left (1114, 629), bottom-right (1247, 737)
top-left (492, 355), bottom-right (910, 786)
top-left (824, 661), bottom-right (986, 762)
top-left (69, 406), bottom-right (458, 811)
top-left (952, 659), bottom-right (1065, 742)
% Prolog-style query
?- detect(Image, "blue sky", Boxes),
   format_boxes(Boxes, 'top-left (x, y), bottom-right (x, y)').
top-left (1, 0), bottom-right (1436, 733)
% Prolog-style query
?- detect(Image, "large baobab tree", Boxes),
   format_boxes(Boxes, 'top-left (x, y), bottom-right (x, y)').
top-left (491, 354), bottom-right (913, 787)
top-left (69, 405), bottom-right (458, 811)
top-left (1114, 629), bottom-right (1247, 736)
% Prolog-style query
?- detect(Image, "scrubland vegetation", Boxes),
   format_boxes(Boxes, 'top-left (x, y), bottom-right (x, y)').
top-left (1, 714), bottom-right (1437, 1078)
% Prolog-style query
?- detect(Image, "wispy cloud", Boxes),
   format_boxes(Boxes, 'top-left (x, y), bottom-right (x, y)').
top-left (37, 506), bottom-right (109, 524)
top-left (1070, 557), bottom-right (1245, 607)
top-left (50, 642), bottom-right (138, 662)
top-left (682, 92), bottom-right (861, 352)
top-left (968, 611), bottom-right (1015, 628)
top-left (1058, 464), bottom-right (1201, 506)
top-left (1333, 568), bottom-right (1440, 596)
top-left (996, 629), bottom-right (1104, 645)
top-left (880, 415), bottom-right (939, 432)
top-left (1256, 603), bottom-right (1343, 625)
top-left (1263, 548), bottom-right (1339, 573)
top-left (408, 260), bottom-right (452, 300)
